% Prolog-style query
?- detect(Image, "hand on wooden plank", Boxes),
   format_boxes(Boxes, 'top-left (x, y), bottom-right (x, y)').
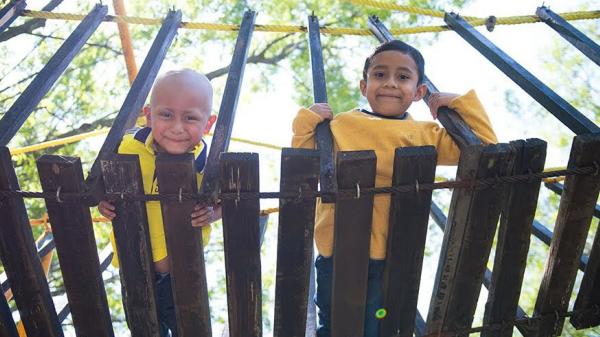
top-left (98, 200), bottom-right (116, 220)
top-left (191, 203), bottom-right (222, 227)
top-left (309, 103), bottom-right (333, 120)
top-left (427, 92), bottom-right (459, 120)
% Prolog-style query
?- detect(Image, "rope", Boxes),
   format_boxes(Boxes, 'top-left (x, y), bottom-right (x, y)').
top-left (346, 0), bottom-right (600, 24)
top-left (9, 129), bottom-right (284, 156)
top-left (345, 0), bottom-right (479, 21)
top-left (2, 165), bottom-right (594, 203)
top-left (19, 9), bottom-right (600, 37)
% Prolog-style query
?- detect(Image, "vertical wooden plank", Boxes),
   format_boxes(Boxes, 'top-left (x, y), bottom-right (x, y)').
top-left (0, 147), bottom-right (62, 337)
top-left (36, 155), bottom-right (113, 337)
top-left (331, 151), bottom-right (376, 337)
top-left (201, 11), bottom-right (256, 201)
top-left (100, 154), bottom-right (161, 337)
top-left (307, 14), bottom-right (336, 203)
top-left (534, 133), bottom-right (600, 337)
top-left (381, 146), bottom-right (437, 337)
top-left (220, 153), bottom-right (262, 337)
top-left (483, 139), bottom-right (547, 337)
top-left (572, 223), bottom-right (600, 329)
top-left (155, 154), bottom-right (211, 337)
top-left (273, 148), bottom-right (319, 337)
top-left (426, 143), bottom-right (513, 336)
top-left (0, 287), bottom-right (17, 337)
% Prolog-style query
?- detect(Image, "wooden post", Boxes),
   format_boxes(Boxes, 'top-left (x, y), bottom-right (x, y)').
top-left (36, 155), bottom-right (113, 337)
top-left (572, 223), bottom-right (600, 329)
top-left (331, 151), bottom-right (377, 337)
top-left (426, 143), bottom-right (513, 336)
top-left (0, 147), bottom-right (62, 337)
top-left (100, 154), bottom-right (160, 337)
top-left (0, 0), bottom-right (26, 34)
top-left (155, 154), bottom-right (211, 336)
top-left (307, 14), bottom-right (336, 203)
top-left (483, 139), bottom-right (547, 337)
top-left (201, 11), bottom-right (256, 201)
top-left (220, 153), bottom-right (262, 337)
top-left (273, 148), bottom-right (319, 337)
top-left (534, 133), bottom-right (600, 337)
top-left (381, 146), bottom-right (437, 337)
top-left (0, 287), bottom-right (17, 337)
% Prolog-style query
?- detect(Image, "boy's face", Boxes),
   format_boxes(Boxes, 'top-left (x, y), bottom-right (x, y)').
top-left (360, 50), bottom-right (426, 117)
top-left (145, 77), bottom-right (215, 154)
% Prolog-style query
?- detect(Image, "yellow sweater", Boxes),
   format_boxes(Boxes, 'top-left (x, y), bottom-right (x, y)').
top-left (113, 127), bottom-right (211, 264)
top-left (291, 90), bottom-right (497, 259)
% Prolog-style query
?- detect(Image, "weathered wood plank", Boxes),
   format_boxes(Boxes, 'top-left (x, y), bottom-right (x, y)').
top-left (307, 14), bottom-right (336, 203)
top-left (426, 143), bottom-right (513, 336)
top-left (273, 148), bottom-right (320, 337)
top-left (100, 154), bottom-right (160, 337)
top-left (482, 139), bottom-right (547, 337)
top-left (0, 4), bottom-right (107, 146)
top-left (572, 223), bottom-right (600, 329)
top-left (220, 153), bottom-right (262, 337)
top-left (36, 155), bottom-right (113, 337)
top-left (331, 151), bottom-right (376, 337)
top-left (0, 147), bottom-right (62, 337)
top-left (0, 286), bottom-right (17, 337)
top-left (155, 153), bottom-right (211, 336)
top-left (201, 11), bottom-right (256, 201)
top-left (534, 133), bottom-right (600, 337)
top-left (381, 146), bottom-right (436, 337)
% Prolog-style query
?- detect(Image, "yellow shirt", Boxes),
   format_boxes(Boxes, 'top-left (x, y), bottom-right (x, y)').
top-left (291, 90), bottom-right (497, 259)
top-left (112, 127), bottom-right (211, 265)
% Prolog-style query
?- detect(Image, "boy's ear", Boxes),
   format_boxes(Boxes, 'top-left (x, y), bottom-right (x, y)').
top-left (143, 105), bottom-right (152, 126)
top-left (413, 83), bottom-right (427, 102)
top-left (204, 114), bottom-right (217, 135)
top-left (359, 79), bottom-right (367, 97)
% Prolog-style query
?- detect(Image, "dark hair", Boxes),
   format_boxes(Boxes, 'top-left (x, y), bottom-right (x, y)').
top-left (362, 40), bottom-right (425, 85)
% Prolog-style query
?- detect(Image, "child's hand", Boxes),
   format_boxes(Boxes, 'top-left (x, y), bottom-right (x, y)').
top-left (427, 92), bottom-right (459, 120)
top-left (98, 200), bottom-right (116, 220)
top-left (191, 203), bottom-right (222, 227)
top-left (309, 103), bottom-right (333, 120)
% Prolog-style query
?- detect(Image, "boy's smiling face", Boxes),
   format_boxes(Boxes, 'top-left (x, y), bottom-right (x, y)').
top-left (146, 71), bottom-right (215, 154)
top-left (360, 50), bottom-right (426, 117)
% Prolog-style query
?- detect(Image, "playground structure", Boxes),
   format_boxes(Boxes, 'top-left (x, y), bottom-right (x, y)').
top-left (0, 1), bottom-right (599, 336)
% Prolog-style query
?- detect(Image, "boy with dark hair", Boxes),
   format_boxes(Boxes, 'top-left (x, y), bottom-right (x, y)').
top-left (292, 40), bottom-right (497, 337)
top-left (99, 69), bottom-right (220, 337)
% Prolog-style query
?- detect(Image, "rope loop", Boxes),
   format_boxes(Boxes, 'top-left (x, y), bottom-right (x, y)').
top-left (56, 186), bottom-right (63, 203)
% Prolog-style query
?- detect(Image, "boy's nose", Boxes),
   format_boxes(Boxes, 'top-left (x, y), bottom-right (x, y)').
top-left (384, 77), bottom-right (398, 88)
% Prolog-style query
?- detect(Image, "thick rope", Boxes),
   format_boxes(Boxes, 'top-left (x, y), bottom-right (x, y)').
top-left (19, 9), bottom-right (600, 36)
top-left (345, 0), bottom-right (479, 21)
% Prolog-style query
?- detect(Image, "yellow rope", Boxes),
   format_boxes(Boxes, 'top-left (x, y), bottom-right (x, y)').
top-left (20, 9), bottom-right (600, 37)
top-left (9, 128), bottom-right (284, 156)
top-left (345, 0), bottom-right (479, 21)
top-left (10, 129), bottom-right (109, 155)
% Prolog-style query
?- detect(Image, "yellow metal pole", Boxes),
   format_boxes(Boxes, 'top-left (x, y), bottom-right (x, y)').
top-left (113, 0), bottom-right (138, 85)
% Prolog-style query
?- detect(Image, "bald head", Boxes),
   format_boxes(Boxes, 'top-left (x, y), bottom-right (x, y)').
top-left (150, 68), bottom-right (213, 115)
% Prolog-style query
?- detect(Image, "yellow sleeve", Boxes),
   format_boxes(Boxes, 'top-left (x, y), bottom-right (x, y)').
top-left (448, 89), bottom-right (497, 145)
top-left (435, 89), bottom-right (498, 165)
top-left (292, 108), bottom-right (324, 149)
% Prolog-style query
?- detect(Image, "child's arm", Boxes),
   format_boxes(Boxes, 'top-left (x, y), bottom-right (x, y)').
top-left (98, 200), bottom-right (116, 220)
top-left (191, 203), bottom-right (222, 227)
top-left (291, 103), bottom-right (332, 149)
top-left (429, 90), bottom-right (497, 144)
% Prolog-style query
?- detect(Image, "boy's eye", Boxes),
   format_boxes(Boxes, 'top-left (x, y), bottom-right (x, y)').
top-left (372, 71), bottom-right (385, 78)
top-left (398, 74), bottom-right (409, 80)
top-left (186, 115), bottom-right (200, 122)
top-left (158, 110), bottom-right (172, 118)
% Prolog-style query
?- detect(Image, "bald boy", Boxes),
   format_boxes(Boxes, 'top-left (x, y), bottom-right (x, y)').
top-left (99, 69), bottom-right (219, 337)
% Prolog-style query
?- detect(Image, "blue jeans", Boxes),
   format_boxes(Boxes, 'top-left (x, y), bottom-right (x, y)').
top-left (155, 272), bottom-right (177, 337)
top-left (315, 255), bottom-right (384, 337)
